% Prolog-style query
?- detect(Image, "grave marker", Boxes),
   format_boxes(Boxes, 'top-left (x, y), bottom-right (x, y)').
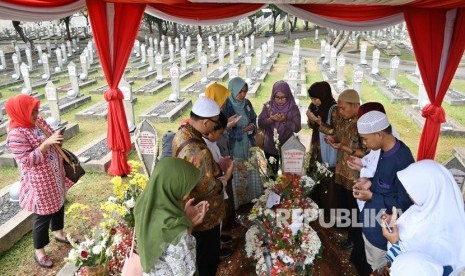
top-left (281, 135), bottom-right (306, 175)
top-left (169, 43), bottom-right (174, 63)
top-left (79, 54), bottom-right (88, 80)
top-left (60, 44), bottom-right (67, 63)
top-left (337, 54), bottom-right (345, 89)
top-left (180, 48), bottom-right (187, 72)
top-left (25, 48), bottom-right (33, 69)
top-left (55, 49), bottom-right (63, 72)
top-left (36, 45), bottom-right (43, 64)
top-left (229, 65), bottom-right (238, 80)
top-left (255, 49), bottom-right (262, 72)
top-left (360, 43), bottom-right (367, 65)
top-left (135, 119), bottom-right (157, 177)
top-left (147, 47), bottom-right (154, 72)
top-left (140, 44), bottom-right (146, 63)
top-left (388, 56), bottom-right (400, 88)
top-left (45, 81), bottom-right (60, 123)
top-left (41, 53), bottom-right (50, 80)
top-left (229, 44), bottom-right (235, 65)
top-left (168, 64), bottom-right (180, 101)
top-left (353, 66), bottom-right (364, 94)
top-left (155, 53), bottom-right (163, 81)
top-left (0, 49), bottom-right (6, 70)
top-left (330, 47), bottom-right (337, 73)
top-left (371, 49), bottom-right (380, 74)
top-left (200, 54), bottom-right (208, 84)
top-left (12, 53), bottom-right (21, 80)
top-left (20, 63), bottom-right (32, 94)
top-left (417, 75), bottom-right (430, 109)
top-left (67, 61), bottom-right (79, 98)
top-left (120, 77), bottom-right (135, 129)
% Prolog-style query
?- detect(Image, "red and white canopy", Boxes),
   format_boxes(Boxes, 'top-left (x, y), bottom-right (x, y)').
top-left (1, 0), bottom-right (464, 175)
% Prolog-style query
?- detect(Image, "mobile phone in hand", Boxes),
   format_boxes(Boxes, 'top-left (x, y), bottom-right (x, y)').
top-left (384, 221), bottom-right (393, 233)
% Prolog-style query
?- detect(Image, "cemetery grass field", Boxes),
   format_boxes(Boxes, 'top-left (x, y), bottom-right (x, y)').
top-left (0, 33), bottom-right (464, 275)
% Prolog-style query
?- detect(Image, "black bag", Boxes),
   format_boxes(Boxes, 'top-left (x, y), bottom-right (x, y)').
top-left (62, 148), bottom-right (85, 183)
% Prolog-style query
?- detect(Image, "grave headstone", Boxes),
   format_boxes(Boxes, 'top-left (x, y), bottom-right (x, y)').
top-left (371, 49), bottom-right (380, 74)
top-left (169, 43), bottom-right (175, 63)
top-left (67, 61), bottom-right (80, 98)
top-left (337, 54), bottom-right (346, 89)
top-left (417, 75), bottom-right (430, 109)
top-left (245, 56), bottom-right (252, 83)
top-left (36, 45), bottom-right (43, 64)
top-left (251, 34), bottom-right (255, 49)
top-left (0, 49), bottom-right (6, 70)
top-left (55, 49), bottom-right (63, 72)
top-left (353, 66), bottom-right (364, 94)
top-left (134, 40), bottom-right (141, 57)
top-left (210, 40), bottom-right (216, 58)
top-left (140, 44), bottom-right (146, 63)
top-left (229, 65), bottom-right (238, 80)
top-left (60, 44), bottom-right (67, 63)
top-left (229, 45), bottom-right (235, 65)
top-left (388, 56), bottom-right (400, 88)
top-left (360, 43), bottom-right (367, 65)
top-left (197, 43), bottom-right (202, 65)
top-left (160, 40), bottom-right (165, 59)
top-left (261, 43), bottom-right (268, 65)
top-left (168, 63), bottom-right (180, 102)
top-left (79, 54), bottom-right (88, 80)
top-left (218, 47), bottom-right (225, 71)
top-left (175, 37), bottom-right (179, 53)
top-left (147, 47), bottom-right (154, 72)
top-left (135, 119), bottom-right (157, 177)
top-left (255, 49), bottom-right (262, 72)
top-left (15, 45), bottom-right (21, 63)
top-left (41, 53), bottom-right (50, 80)
top-left (180, 48), bottom-right (187, 72)
top-left (200, 54), bottom-right (208, 84)
top-left (45, 81), bottom-right (60, 123)
top-left (330, 47), bottom-right (337, 73)
top-left (46, 41), bottom-right (52, 57)
top-left (66, 41), bottom-right (72, 57)
top-left (281, 135), bottom-right (306, 175)
top-left (25, 48), bottom-right (33, 69)
top-left (238, 40), bottom-right (243, 57)
top-left (185, 37), bottom-right (190, 54)
top-left (324, 43), bottom-right (330, 64)
top-left (155, 53), bottom-right (163, 81)
top-left (315, 29), bottom-right (319, 41)
top-left (244, 37), bottom-right (249, 55)
top-left (20, 63), bottom-right (32, 94)
top-left (120, 77), bottom-right (135, 128)
top-left (149, 37), bottom-right (153, 49)
top-left (12, 53), bottom-right (21, 80)
top-left (154, 38), bottom-right (158, 54)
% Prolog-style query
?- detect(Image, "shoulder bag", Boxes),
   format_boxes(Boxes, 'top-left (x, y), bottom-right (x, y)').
top-left (36, 124), bottom-right (85, 183)
top-left (319, 104), bottom-right (338, 167)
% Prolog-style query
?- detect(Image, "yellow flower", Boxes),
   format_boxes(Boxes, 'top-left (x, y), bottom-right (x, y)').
top-left (66, 203), bottom-right (90, 216)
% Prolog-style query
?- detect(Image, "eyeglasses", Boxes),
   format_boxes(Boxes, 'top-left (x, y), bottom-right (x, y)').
top-left (207, 118), bottom-right (219, 125)
top-left (274, 96), bottom-right (287, 100)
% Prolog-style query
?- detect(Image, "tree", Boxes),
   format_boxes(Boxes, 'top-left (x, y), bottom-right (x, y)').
top-left (60, 16), bottom-right (72, 41)
top-left (12, 21), bottom-right (33, 49)
top-left (247, 9), bottom-right (263, 35)
top-left (268, 4), bottom-right (284, 34)
top-left (80, 9), bottom-right (89, 27)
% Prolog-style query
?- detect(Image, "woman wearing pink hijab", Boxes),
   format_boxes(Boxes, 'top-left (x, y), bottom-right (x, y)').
top-left (258, 81), bottom-right (301, 176)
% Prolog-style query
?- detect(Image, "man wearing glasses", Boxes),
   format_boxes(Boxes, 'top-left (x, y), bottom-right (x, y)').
top-left (172, 96), bottom-right (234, 276)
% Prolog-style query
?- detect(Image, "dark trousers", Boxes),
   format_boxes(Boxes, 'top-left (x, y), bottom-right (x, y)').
top-left (335, 184), bottom-right (358, 242)
top-left (33, 205), bottom-right (65, 249)
top-left (193, 224), bottom-right (221, 276)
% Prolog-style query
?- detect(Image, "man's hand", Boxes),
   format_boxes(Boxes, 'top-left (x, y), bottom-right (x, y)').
top-left (381, 207), bottom-right (399, 245)
top-left (347, 156), bottom-right (363, 171)
top-left (184, 198), bottom-right (209, 227)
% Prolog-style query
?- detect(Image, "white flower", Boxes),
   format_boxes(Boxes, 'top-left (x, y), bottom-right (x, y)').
top-left (125, 197), bottom-right (135, 209)
top-left (107, 196), bottom-right (117, 202)
top-left (92, 244), bottom-right (103, 255)
top-left (268, 156), bottom-right (277, 164)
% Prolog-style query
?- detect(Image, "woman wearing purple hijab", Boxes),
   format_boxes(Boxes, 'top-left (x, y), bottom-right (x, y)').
top-left (258, 81), bottom-right (301, 176)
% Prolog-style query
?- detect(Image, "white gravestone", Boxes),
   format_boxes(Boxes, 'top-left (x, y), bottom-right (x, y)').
top-left (371, 49), bottom-right (380, 74)
top-left (25, 48), bottom-right (33, 69)
top-left (140, 44), bottom-right (146, 63)
top-left (330, 47), bottom-right (337, 73)
top-left (168, 64), bottom-right (180, 102)
top-left (67, 61), bottom-right (79, 98)
top-left (218, 47), bottom-right (224, 71)
top-left (417, 75), bottom-right (430, 110)
top-left (255, 49), bottom-right (262, 72)
top-left (0, 49), bottom-right (6, 70)
top-left (324, 43), bottom-right (330, 64)
top-left (36, 45), bottom-right (43, 64)
top-left (41, 53), bottom-right (50, 80)
top-left (12, 53), bottom-right (21, 80)
top-left (180, 48), bottom-right (187, 72)
top-left (55, 49), bottom-right (63, 72)
top-left (200, 54), bottom-right (208, 84)
top-left (169, 43), bottom-right (174, 63)
top-left (120, 77), bottom-right (135, 128)
top-left (229, 65), bottom-right (238, 80)
top-left (79, 54), bottom-right (88, 80)
top-left (337, 54), bottom-right (346, 89)
top-left (147, 47), bottom-right (154, 72)
top-left (281, 135), bottom-right (306, 175)
top-left (20, 63), bottom-right (32, 94)
top-left (155, 54), bottom-right (163, 81)
top-left (388, 56), bottom-right (400, 88)
top-left (360, 43), bottom-right (367, 65)
top-left (45, 81), bottom-right (60, 123)
top-left (353, 67), bottom-right (364, 94)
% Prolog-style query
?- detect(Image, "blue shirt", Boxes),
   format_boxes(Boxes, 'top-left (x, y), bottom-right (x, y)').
top-left (361, 139), bottom-right (414, 250)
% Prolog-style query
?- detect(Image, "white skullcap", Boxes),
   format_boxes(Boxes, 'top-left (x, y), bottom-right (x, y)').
top-left (192, 96), bottom-right (220, 117)
top-left (357, 110), bottom-right (390, 134)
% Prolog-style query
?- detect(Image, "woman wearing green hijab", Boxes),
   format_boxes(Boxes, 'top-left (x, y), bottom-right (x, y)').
top-left (134, 157), bottom-right (209, 275)
top-left (222, 77), bottom-right (262, 210)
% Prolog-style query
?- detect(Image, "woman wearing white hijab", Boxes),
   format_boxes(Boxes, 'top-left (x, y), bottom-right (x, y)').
top-left (382, 160), bottom-right (465, 275)
top-left (390, 251), bottom-right (443, 276)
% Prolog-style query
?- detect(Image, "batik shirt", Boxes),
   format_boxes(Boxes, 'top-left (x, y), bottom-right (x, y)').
top-left (320, 110), bottom-right (365, 191)
top-left (172, 124), bottom-right (225, 231)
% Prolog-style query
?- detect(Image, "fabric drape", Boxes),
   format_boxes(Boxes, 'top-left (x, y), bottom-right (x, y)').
top-left (87, 0), bottom-right (146, 175)
top-left (404, 7), bottom-right (465, 160)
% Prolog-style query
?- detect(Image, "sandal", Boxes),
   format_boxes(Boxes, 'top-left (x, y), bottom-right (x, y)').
top-left (34, 253), bottom-right (53, 268)
top-left (55, 236), bottom-right (71, 244)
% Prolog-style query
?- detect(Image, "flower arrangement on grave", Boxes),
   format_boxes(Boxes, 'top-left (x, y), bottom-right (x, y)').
top-left (247, 129), bottom-right (282, 182)
top-left (66, 160), bottom-right (148, 275)
top-left (245, 173), bottom-right (322, 276)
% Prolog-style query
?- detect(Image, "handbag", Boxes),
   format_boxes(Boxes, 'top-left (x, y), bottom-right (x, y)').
top-left (36, 124), bottom-right (85, 183)
top-left (255, 128), bottom-right (266, 149)
top-left (121, 229), bottom-right (143, 276)
top-left (319, 104), bottom-right (338, 167)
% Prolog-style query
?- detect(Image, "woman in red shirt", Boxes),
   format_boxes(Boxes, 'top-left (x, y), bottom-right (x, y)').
top-left (6, 94), bottom-right (75, 268)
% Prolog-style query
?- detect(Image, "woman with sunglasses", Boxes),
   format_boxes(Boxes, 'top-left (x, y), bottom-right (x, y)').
top-left (258, 81), bottom-right (301, 177)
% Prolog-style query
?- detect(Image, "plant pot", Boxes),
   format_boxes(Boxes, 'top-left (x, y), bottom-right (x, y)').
top-left (79, 264), bottom-right (108, 276)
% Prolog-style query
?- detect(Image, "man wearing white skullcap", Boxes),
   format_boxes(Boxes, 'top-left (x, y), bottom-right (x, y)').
top-left (353, 110), bottom-right (414, 272)
top-left (172, 96), bottom-right (234, 276)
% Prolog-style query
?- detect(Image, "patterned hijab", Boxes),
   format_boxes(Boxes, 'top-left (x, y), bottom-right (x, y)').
top-left (308, 81), bottom-right (336, 123)
top-left (5, 94), bottom-right (40, 130)
top-left (204, 82), bottom-right (230, 108)
top-left (270, 81), bottom-right (297, 115)
top-left (228, 77), bottom-right (248, 110)
top-left (134, 158), bottom-right (201, 273)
